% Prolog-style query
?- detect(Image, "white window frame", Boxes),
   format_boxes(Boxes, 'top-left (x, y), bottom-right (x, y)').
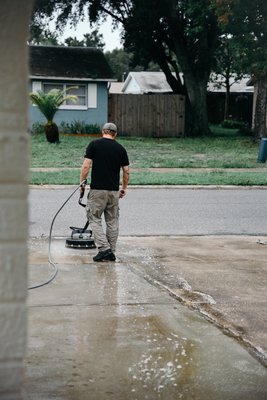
top-left (32, 81), bottom-right (42, 93)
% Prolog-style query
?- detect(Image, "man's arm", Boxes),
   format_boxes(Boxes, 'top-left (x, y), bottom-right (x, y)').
top-left (80, 158), bottom-right (91, 192)
top-left (120, 165), bottom-right (130, 198)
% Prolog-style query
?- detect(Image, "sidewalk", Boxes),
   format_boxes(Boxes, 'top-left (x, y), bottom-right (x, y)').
top-left (25, 235), bottom-right (267, 399)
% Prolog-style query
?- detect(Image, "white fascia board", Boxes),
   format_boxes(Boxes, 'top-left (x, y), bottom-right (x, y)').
top-left (121, 72), bottom-right (133, 92)
top-left (29, 75), bottom-right (116, 82)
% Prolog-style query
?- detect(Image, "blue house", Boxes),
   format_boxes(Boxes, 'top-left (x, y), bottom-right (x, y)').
top-left (29, 45), bottom-right (115, 130)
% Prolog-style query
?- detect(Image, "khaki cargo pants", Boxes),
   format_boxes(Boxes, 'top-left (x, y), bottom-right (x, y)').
top-left (86, 189), bottom-right (120, 253)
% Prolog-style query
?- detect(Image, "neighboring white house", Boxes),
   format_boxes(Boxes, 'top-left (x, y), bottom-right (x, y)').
top-left (111, 71), bottom-right (253, 95)
top-left (121, 71), bottom-right (182, 94)
top-left (207, 74), bottom-right (254, 94)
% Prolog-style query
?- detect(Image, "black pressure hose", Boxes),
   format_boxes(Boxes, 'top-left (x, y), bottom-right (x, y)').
top-left (28, 180), bottom-right (87, 290)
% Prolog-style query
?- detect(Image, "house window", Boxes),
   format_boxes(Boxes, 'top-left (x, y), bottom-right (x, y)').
top-left (43, 83), bottom-right (63, 93)
top-left (66, 84), bottom-right (86, 106)
top-left (32, 81), bottom-right (97, 109)
top-left (43, 83), bottom-right (87, 109)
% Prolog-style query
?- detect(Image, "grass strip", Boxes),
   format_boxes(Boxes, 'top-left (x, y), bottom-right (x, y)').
top-left (29, 170), bottom-right (267, 186)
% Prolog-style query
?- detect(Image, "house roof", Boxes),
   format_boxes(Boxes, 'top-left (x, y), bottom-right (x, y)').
top-left (109, 82), bottom-right (124, 93)
top-left (122, 72), bottom-right (176, 93)
top-left (29, 45), bottom-right (114, 81)
top-left (121, 71), bottom-right (253, 94)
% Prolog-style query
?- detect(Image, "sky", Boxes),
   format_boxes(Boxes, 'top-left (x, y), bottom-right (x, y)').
top-left (59, 16), bottom-right (122, 51)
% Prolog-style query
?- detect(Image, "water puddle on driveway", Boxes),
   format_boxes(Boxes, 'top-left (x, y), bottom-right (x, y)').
top-left (26, 239), bottom-right (267, 400)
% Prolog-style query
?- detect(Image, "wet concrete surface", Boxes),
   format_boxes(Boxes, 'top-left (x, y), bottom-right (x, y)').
top-left (25, 236), bottom-right (267, 399)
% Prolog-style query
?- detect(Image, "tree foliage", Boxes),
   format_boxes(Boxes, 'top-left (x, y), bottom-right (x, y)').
top-left (214, 0), bottom-right (266, 77)
top-left (29, 87), bottom-right (78, 143)
top-left (214, 0), bottom-right (267, 138)
top-left (31, 0), bottom-right (266, 137)
top-left (64, 30), bottom-right (105, 50)
top-left (105, 48), bottom-right (160, 81)
top-left (29, 87), bottom-right (77, 122)
top-left (31, 0), bottom-right (221, 136)
top-left (212, 36), bottom-right (246, 120)
top-left (29, 30), bottom-right (60, 45)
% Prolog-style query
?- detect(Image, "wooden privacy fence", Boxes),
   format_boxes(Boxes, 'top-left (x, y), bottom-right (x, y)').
top-left (108, 94), bottom-right (185, 137)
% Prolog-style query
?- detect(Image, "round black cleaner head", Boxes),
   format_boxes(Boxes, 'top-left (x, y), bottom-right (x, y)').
top-left (65, 182), bottom-right (96, 249)
top-left (65, 226), bottom-right (96, 249)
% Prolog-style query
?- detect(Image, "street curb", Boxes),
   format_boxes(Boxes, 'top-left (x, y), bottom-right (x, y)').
top-left (29, 185), bottom-right (267, 190)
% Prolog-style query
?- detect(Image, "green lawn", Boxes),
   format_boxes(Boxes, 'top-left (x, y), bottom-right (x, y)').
top-left (29, 127), bottom-right (267, 186)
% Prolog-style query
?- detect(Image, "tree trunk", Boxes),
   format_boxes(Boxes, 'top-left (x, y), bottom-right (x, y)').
top-left (184, 75), bottom-right (210, 136)
top-left (44, 122), bottom-right (59, 143)
top-left (254, 76), bottom-right (267, 140)
top-left (224, 71), bottom-right (231, 120)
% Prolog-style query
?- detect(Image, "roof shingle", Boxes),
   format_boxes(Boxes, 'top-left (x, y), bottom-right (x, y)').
top-left (29, 45), bottom-right (114, 80)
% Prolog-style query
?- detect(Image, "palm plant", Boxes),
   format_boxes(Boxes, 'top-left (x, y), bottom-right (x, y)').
top-left (29, 87), bottom-right (78, 143)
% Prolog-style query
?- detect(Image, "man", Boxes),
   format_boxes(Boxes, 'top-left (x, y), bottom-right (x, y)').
top-left (80, 122), bottom-right (130, 262)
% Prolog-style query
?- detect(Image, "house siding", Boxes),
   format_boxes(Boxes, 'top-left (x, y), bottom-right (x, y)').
top-left (123, 77), bottom-right (140, 93)
top-left (28, 81), bottom-right (108, 129)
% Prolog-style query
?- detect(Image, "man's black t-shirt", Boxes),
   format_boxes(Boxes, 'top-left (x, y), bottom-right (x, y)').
top-left (84, 138), bottom-right (129, 190)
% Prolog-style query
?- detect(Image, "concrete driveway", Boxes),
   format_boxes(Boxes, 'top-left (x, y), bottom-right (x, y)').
top-left (25, 234), bottom-right (267, 399)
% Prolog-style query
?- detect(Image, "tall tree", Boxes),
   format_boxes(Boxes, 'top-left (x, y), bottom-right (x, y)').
top-left (212, 36), bottom-right (245, 120)
top-left (93, 0), bottom-right (221, 136)
top-left (31, 0), bottom-right (221, 136)
top-left (214, 0), bottom-right (267, 139)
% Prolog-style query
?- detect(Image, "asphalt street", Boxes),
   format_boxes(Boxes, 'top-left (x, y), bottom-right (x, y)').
top-left (29, 186), bottom-right (267, 237)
